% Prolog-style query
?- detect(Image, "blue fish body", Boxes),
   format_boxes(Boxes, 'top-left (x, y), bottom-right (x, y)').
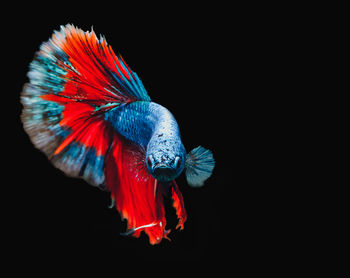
top-left (105, 101), bottom-right (186, 181)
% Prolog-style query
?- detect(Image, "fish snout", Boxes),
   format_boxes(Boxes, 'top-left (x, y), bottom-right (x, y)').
top-left (152, 165), bottom-right (176, 181)
top-left (146, 154), bottom-right (183, 181)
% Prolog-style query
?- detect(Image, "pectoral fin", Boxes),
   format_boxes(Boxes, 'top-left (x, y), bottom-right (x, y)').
top-left (185, 146), bottom-right (215, 187)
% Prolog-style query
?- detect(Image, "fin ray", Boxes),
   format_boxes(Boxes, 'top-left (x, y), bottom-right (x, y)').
top-left (21, 24), bottom-right (151, 187)
top-left (105, 137), bottom-right (169, 244)
top-left (185, 146), bottom-right (215, 187)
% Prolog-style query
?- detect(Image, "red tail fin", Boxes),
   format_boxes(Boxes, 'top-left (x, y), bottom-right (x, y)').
top-left (21, 24), bottom-right (150, 187)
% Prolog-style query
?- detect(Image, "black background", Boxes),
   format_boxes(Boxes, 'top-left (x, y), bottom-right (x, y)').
top-left (5, 4), bottom-right (289, 272)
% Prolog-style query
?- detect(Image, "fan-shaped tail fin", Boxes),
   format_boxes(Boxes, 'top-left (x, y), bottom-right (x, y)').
top-left (21, 24), bottom-right (151, 186)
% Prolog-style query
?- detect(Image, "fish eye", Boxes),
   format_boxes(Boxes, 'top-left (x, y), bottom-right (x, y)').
top-left (174, 156), bottom-right (181, 169)
top-left (147, 156), bottom-right (152, 168)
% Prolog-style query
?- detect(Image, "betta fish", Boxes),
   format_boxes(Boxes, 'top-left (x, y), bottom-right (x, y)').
top-left (20, 24), bottom-right (215, 244)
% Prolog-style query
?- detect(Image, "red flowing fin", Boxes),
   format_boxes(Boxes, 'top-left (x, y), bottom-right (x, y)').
top-left (22, 85), bottom-right (114, 188)
top-left (21, 24), bottom-right (150, 188)
top-left (49, 24), bottom-right (150, 103)
top-left (50, 100), bottom-right (114, 187)
top-left (105, 136), bottom-right (170, 245)
top-left (171, 180), bottom-right (187, 230)
top-left (38, 96), bottom-right (112, 157)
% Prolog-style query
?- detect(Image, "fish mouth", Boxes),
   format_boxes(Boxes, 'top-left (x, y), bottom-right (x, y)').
top-left (152, 165), bottom-right (175, 181)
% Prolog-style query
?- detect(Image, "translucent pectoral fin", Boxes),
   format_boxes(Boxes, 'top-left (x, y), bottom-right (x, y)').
top-left (185, 146), bottom-right (215, 187)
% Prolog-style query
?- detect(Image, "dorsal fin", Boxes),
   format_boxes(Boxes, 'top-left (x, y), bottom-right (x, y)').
top-left (38, 24), bottom-right (150, 105)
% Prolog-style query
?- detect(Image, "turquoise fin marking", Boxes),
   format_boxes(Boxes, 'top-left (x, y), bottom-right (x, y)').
top-left (185, 146), bottom-right (215, 187)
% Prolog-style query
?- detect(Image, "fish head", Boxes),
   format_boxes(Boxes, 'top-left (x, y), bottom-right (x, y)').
top-left (146, 145), bottom-right (186, 182)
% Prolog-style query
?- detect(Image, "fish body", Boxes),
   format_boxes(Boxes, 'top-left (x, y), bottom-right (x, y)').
top-left (21, 24), bottom-right (214, 244)
top-left (105, 101), bottom-right (186, 181)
